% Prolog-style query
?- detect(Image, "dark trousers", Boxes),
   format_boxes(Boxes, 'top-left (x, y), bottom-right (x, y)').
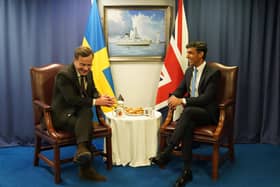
top-left (54, 107), bottom-right (93, 144)
top-left (169, 106), bottom-right (213, 169)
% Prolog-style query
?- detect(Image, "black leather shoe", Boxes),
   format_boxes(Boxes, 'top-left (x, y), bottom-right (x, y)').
top-left (149, 153), bottom-right (170, 167)
top-left (174, 169), bottom-right (193, 187)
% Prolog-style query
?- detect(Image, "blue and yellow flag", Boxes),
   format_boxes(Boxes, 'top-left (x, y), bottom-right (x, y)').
top-left (82, 0), bottom-right (115, 112)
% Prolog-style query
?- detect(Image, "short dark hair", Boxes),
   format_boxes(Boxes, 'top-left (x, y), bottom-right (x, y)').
top-left (186, 41), bottom-right (207, 59)
top-left (74, 46), bottom-right (93, 60)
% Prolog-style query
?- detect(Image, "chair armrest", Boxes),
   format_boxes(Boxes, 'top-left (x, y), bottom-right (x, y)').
top-left (33, 100), bottom-right (51, 112)
top-left (95, 106), bottom-right (110, 127)
top-left (214, 99), bottom-right (235, 139)
top-left (160, 107), bottom-right (175, 129)
top-left (33, 100), bottom-right (59, 139)
top-left (218, 99), bottom-right (234, 108)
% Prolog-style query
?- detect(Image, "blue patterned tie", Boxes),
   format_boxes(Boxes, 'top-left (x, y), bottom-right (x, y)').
top-left (191, 67), bottom-right (197, 97)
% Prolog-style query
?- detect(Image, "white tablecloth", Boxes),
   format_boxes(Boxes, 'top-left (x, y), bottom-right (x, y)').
top-left (105, 111), bottom-right (161, 167)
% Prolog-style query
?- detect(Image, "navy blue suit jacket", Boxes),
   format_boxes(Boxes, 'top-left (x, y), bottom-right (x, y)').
top-left (172, 63), bottom-right (221, 123)
top-left (51, 63), bottom-right (99, 126)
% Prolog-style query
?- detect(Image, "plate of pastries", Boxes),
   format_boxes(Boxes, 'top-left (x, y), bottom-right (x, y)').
top-left (124, 107), bottom-right (144, 116)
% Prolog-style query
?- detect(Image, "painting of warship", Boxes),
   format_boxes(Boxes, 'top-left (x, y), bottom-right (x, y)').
top-left (104, 6), bottom-right (170, 60)
top-left (116, 26), bottom-right (151, 46)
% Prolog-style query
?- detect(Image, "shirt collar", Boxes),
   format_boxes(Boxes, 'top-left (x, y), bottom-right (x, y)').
top-left (76, 69), bottom-right (82, 78)
top-left (195, 61), bottom-right (206, 73)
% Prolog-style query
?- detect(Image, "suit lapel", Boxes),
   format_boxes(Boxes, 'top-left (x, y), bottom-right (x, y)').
top-left (69, 64), bottom-right (82, 92)
top-left (185, 68), bottom-right (193, 90)
top-left (198, 64), bottom-right (208, 92)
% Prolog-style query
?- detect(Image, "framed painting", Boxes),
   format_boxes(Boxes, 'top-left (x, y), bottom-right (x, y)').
top-left (104, 5), bottom-right (172, 62)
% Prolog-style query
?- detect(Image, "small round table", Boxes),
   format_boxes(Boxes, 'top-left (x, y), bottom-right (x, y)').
top-left (105, 111), bottom-right (161, 167)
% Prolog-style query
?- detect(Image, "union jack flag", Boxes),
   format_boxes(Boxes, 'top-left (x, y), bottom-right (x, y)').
top-left (155, 0), bottom-right (189, 110)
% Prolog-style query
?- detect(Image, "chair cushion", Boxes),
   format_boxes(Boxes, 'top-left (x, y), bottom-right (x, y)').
top-left (164, 121), bottom-right (177, 132)
top-left (35, 122), bottom-right (110, 139)
top-left (35, 125), bottom-right (75, 139)
top-left (194, 125), bottom-right (216, 136)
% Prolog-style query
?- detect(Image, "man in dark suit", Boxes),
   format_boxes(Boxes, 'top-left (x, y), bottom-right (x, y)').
top-left (150, 41), bottom-right (221, 187)
top-left (52, 46), bottom-right (115, 181)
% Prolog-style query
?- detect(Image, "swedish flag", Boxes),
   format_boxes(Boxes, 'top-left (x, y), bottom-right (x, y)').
top-left (82, 0), bottom-right (115, 112)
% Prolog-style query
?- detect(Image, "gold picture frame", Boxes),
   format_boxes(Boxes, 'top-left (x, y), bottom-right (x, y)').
top-left (104, 5), bottom-right (172, 62)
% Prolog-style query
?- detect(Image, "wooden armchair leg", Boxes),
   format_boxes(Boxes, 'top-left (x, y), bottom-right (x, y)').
top-left (212, 144), bottom-right (219, 181)
top-left (229, 137), bottom-right (235, 162)
top-left (105, 135), bottom-right (113, 170)
top-left (34, 135), bottom-right (41, 166)
top-left (159, 135), bottom-right (167, 152)
top-left (54, 145), bottom-right (61, 184)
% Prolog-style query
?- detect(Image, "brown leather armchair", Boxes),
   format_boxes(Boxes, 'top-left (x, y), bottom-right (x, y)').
top-left (159, 62), bottom-right (238, 180)
top-left (30, 63), bottom-right (112, 184)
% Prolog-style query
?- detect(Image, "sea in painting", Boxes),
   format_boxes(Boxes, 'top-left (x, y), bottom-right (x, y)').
top-left (108, 42), bottom-right (166, 56)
